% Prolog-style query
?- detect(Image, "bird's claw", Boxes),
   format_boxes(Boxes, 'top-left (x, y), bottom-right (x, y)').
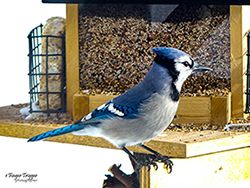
top-left (135, 156), bottom-right (173, 174)
top-left (155, 155), bottom-right (173, 174)
top-left (137, 158), bottom-right (158, 171)
top-left (163, 159), bottom-right (173, 174)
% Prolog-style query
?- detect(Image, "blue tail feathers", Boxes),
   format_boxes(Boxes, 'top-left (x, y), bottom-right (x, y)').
top-left (28, 124), bottom-right (86, 142)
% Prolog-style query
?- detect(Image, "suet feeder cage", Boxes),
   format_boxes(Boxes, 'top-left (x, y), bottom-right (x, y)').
top-left (27, 23), bottom-right (66, 115)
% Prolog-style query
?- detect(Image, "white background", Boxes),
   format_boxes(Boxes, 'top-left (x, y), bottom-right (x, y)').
top-left (0, 136), bottom-right (133, 188)
top-left (0, 0), bottom-right (66, 107)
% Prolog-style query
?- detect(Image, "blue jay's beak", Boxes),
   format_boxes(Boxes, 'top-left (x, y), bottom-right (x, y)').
top-left (193, 62), bottom-right (212, 72)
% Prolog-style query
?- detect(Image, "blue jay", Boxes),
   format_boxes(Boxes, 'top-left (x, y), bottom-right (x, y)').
top-left (28, 47), bottom-right (211, 173)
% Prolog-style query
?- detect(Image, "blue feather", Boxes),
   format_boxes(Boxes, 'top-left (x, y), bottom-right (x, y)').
top-left (152, 47), bottom-right (187, 60)
top-left (82, 100), bottom-right (138, 121)
top-left (27, 124), bottom-right (84, 142)
top-left (27, 122), bottom-right (100, 142)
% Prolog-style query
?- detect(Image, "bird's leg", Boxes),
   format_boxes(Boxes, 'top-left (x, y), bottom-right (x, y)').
top-left (137, 143), bottom-right (173, 174)
top-left (121, 146), bottom-right (158, 172)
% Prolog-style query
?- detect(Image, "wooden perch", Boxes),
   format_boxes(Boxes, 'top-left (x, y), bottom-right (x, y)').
top-left (103, 164), bottom-right (139, 188)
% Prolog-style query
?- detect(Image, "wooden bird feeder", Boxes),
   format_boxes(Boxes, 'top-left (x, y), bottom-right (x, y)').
top-left (66, 4), bottom-right (250, 187)
top-left (68, 4), bottom-right (234, 125)
top-left (65, 4), bottom-right (250, 187)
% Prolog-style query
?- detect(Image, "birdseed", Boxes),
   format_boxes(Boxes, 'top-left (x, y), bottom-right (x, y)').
top-left (78, 4), bottom-right (230, 96)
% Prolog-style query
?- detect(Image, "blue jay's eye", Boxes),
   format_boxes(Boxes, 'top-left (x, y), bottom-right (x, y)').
top-left (183, 61), bottom-right (190, 67)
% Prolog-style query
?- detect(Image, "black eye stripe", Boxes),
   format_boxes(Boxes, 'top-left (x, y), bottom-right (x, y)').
top-left (183, 61), bottom-right (189, 67)
top-left (182, 58), bottom-right (194, 68)
top-left (191, 58), bottom-right (194, 68)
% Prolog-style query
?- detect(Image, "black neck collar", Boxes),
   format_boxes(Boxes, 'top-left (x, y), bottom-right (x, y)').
top-left (154, 55), bottom-right (180, 102)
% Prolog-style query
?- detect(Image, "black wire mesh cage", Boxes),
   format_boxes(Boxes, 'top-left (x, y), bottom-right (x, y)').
top-left (245, 31), bottom-right (250, 113)
top-left (27, 24), bottom-right (66, 115)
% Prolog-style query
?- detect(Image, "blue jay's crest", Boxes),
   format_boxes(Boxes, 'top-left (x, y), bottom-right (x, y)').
top-left (152, 47), bottom-right (189, 60)
top-left (82, 100), bottom-right (138, 122)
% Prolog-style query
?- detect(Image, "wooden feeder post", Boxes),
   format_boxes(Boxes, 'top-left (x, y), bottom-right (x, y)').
top-left (66, 4), bottom-right (79, 115)
top-left (230, 5), bottom-right (250, 118)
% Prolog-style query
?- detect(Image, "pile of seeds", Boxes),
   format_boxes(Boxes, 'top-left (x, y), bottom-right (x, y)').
top-left (17, 113), bottom-right (73, 126)
top-left (167, 122), bottom-right (250, 133)
top-left (181, 73), bottom-right (230, 97)
top-left (78, 4), bottom-right (230, 96)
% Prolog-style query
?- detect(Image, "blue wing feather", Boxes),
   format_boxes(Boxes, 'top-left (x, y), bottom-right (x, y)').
top-left (28, 100), bottom-right (138, 142)
top-left (82, 100), bottom-right (138, 122)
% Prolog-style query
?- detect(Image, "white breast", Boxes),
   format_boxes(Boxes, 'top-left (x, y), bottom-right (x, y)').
top-left (138, 92), bottom-right (179, 139)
